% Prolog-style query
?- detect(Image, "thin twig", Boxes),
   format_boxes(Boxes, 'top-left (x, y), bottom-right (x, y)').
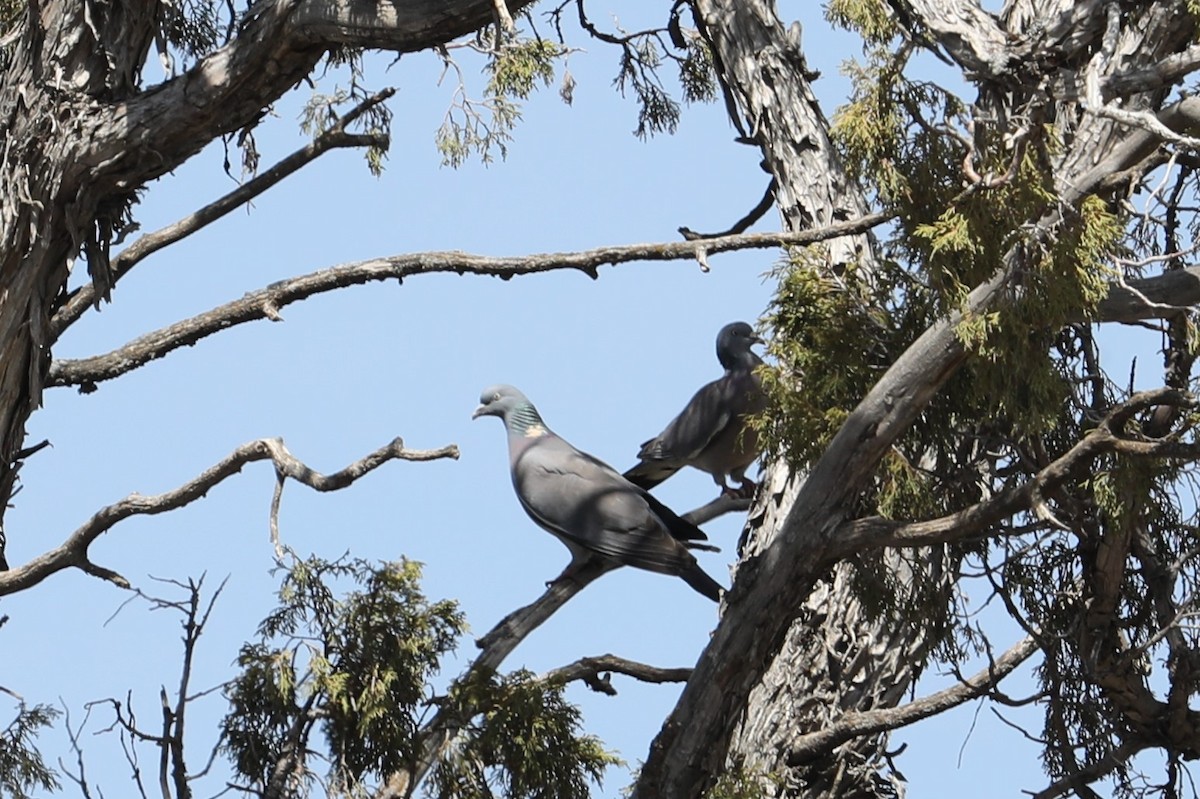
top-left (49, 88), bottom-right (397, 341)
top-left (0, 437), bottom-right (458, 595)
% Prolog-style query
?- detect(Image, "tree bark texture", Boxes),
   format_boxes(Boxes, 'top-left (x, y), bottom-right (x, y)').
top-left (683, 2), bottom-right (932, 796)
top-left (635, 1), bottom-right (1200, 797)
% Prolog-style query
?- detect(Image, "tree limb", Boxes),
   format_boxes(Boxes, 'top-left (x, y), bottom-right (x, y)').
top-left (1027, 740), bottom-right (1147, 799)
top-left (836, 388), bottom-right (1198, 552)
top-left (48, 228), bottom-right (1200, 394)
top-left (49, 88), bottom-right (397, 342)
top-left (681, 493), bottom-right (753, 527)
top-left (46, 213), bottom-right (894, 390)
top-left (637, 49), bottom-right (1200, 798)
top-left (543, 654), bottom-right (693, 696)
top-left (87, 0), bottom-right (544, 199)
top-left (785, 634), bottom-right (1038, 765)
top-left (0, 437), bottom-right (458, 595)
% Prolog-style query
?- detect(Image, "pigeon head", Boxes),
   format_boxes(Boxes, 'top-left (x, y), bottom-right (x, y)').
top-left (716, 322), bottom-right (764, 370)
top-left (472, 384), bottom-right (546, 434)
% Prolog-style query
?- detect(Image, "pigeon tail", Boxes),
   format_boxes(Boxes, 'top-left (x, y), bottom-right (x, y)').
top-left (623, 461), bottom-right (678, 490)
top-left (681, 565), bottom-right (723, 602)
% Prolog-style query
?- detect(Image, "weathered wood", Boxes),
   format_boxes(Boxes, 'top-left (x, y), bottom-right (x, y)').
top-left (635, 2), bottom-right (1200, 798)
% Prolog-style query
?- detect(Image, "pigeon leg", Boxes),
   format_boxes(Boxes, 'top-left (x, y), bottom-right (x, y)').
top-left (737, 476), bottom-right (759, 499)
top-left (547, 557), bottom-right (589, 588)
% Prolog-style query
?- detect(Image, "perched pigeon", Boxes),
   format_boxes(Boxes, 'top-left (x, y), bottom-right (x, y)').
top-left (473, 385), bottom-right (724, 602)
top-left (624, 321), bottom-right (767, 496)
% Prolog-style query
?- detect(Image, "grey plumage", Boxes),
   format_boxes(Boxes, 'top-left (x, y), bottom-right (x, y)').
top-left (624, 321), bottom-right (766, 495)
top-left (473, 385), bottom-right (724, 601)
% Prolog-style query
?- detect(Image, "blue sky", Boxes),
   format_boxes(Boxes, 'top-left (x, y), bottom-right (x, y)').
top-left (2, 2), bottom-right (1155, 796)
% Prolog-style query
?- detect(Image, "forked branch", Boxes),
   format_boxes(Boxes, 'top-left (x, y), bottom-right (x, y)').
top-left (47, 213), bottom-right (894, 391)
top-left (837, 388), bottom-right (1198, 553)
top-left (786, 634), bottom-right (1038, 765)
top-left (545, 654), bottom-right (693, 696)
top-left (50, 88), bottom-right (397, 342)
top-left (0, 437), bottom-right (458, 596)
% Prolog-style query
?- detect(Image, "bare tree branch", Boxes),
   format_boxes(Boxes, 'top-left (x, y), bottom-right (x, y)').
top-left (58, 705), bottom-right (96, 799)
top-left (678, 178), bottom-right (778, 240)
top-left (1027, 740), bottom-right (1148, 799)
top-left (837, 388), bottom-right (1198, 553)
top-left (681, 493), bottom-right (752, 527)
top-left (0, 437), bottom-right (458, 596)
top-left (46, 212), bottom-right (894, 390)
top-left (785, 635), bottom-right (1039, 765)
top-left (1097, 265), bottom-right (1200, 322)
top-left (48, 228), bottom-right (1200, 394)
top-left (49, 88), bottom-right (397, 342)
top-left (544, 654), bottom-right (693, 696)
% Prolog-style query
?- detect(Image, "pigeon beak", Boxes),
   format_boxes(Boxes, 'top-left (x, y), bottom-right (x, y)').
top-left (471, 404), bottom-right (488, 420)
top-left (752, 334), bottom-right (766, 347)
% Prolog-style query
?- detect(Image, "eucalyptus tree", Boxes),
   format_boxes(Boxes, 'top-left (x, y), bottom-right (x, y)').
top-left (3, 1), bottom-right (1200, 798)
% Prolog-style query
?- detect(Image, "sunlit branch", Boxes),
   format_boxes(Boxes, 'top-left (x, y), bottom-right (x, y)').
top-left (1097, 264), bottom-right (1200, 322)
top-left (46, 212), bottom-right (893, 391)
top-left (544, 654), bottom-right (693, 696)
top-left (785, 635), bottom-right (1038, 766)
top-left (0, 438), bottom-right (458, 596)
top-left (49, 88), bottom-right (396, 342)
top-left (47, 249), bottom-right (1200, 397)
top-left (681, 493), bottom-right (752, 526)
top-left (837, 388), bottom-right (1197, 553)
top-left (1081, 6), bottom-right (1200, 151)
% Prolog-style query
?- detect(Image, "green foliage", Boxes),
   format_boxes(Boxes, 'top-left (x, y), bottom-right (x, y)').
top-left (764, 20), bottom-right (1128, 679)
top-left (488, 39), bottom-right (560, 101)
top-left (0, 703), bottom-right (60, 799)
top-left (300, 87), bottom-right (393, 177)
top-left (221, 556), bottom-right (466, 792)
top-left (437, 38), bottom-right (565, 167)
top-left (158, 0), bottom-right (226, 64)
top-left (612, 36), bottom-right (682, 139)
top-left (428, 670), bottom-right (619, 799)
top-left (825, 0), bottom-right (898, 44)
top-left (833, 55), bottom-right (968, 215)
top-left (677, 39), bottom-right (717, 105)
top-left (756, 251), bottom-right (899, 467)
top-left (221, 556), bottom-right (613, 798)
top-left (703, 764), bottom-right (786, 799)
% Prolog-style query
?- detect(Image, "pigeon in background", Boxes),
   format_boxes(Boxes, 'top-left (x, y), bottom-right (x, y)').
top-left (473, 384), bottom-right (724, 601)
top-left (624, 321), bottom-right (767, 497)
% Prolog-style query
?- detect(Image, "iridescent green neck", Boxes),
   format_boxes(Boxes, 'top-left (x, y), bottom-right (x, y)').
top-left (506, 403), bottom-right (548, 437)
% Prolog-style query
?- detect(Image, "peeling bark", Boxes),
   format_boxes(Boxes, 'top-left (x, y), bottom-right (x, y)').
top-left (635, 2), bottom-right (1200, 797)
